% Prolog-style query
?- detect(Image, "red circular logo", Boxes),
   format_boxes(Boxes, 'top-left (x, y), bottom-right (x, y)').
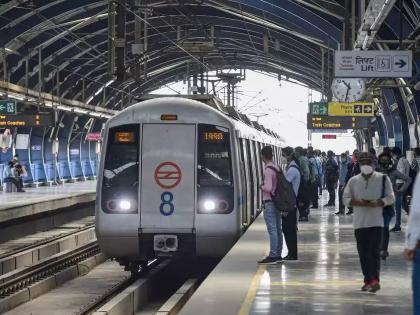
top-left (154, 162), bottom-right (182, 189)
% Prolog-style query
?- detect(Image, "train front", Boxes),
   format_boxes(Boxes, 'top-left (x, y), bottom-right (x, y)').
top-left (95, 98), bottom-right (240, 269)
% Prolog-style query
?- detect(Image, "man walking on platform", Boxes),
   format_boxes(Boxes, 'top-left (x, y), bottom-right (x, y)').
top-left (336, 153), bottom-right (350, 215)
top-left (324, 151), bottom-right (339, 207)
top-left (343, 153), bottom-right (395, 293)
top-left (405, 173), bottom-right (420, 315)
top-left (282, 147), bottom-right (301, 261)
top-left (258, 146), bottom-right (282, 265)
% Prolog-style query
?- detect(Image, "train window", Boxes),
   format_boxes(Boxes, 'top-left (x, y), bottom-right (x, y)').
top-left (197, 124), bottom-right (234, 214)
top-left (197, 124), bottom-right (232, 187)
top-left (101, 124), bottom-right (139, 214)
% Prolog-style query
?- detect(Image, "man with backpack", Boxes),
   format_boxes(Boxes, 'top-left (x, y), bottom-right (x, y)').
top-left (258, 146), bottom-right (283, 265)
top-left (324, 151), bottom-right (339, 207)
top-left (282, 146), bottom-right (302, 261)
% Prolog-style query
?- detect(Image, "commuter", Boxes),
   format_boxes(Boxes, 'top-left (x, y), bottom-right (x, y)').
top-left (2, 161), bottom-right (24, 192)
top-left (369, 148), bottom-right (379, 170)
top-left (405, 173), bottom-right (420, 315)
top-left (308, 148), bottom-right (321, 209)
top-left (321, 151), bottom-right (327, 189)
top-left (345, 150), bottom-right (361, 215)
top-left (336, 153), bottom-right (350, 215)
top-left (410, 148), bottom-right (420, 174)
top-left (343, 152), bottom-right (395, 293)
top-left (391, 146), bottom-right (411, 232)
top-left (295, 147), bottom-right (310, 220)
top-left (324, 151), bottom-right (339, 207)
top-left (281, 146), bottom-right (301, 261)
top-left (258, 146), bottom-right (282, 265)
top-left (377, 152), bottom-right (411, 260)
top-left (315, 150), bottom-right (323, 195)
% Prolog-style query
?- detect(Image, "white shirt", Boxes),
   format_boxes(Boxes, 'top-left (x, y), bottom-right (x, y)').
top-left (343, 172), bottom-right (395, 229)
top-left (406, 173), bottom-right (420, 250)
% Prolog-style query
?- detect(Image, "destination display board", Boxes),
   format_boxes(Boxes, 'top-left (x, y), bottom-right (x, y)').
top-left (0, 114), bottom-right (52, 127)
top-left (335, 50), bottom-right (412, 78)
top-left (328, 102), bottom-right (374, 117)
top-left (307, 114), bottom-right (370, 130)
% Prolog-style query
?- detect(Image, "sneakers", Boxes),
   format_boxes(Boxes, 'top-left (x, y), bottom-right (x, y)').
top-left (346, 210), bottom-right (353, 215)
top-left (335, 211), bottom-right (345, 215)
top-left (390, 226), bottom-right (401, 232)
top-left (323, 203), bottom-right (334, 207)
top-left (258, 256), bottom-right (280, 265)
top-left (368, 280), bottom-right (381, 293)
top-left (282, 255), bottom-right (298, 262)
top-left (361, 280), bottom-right (381, 293)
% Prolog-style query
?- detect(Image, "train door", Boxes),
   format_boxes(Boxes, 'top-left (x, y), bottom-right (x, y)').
top-left (247, 140), bottom-right (258, 218)
top-left (254, 142), bottom-right (263, 210)
top-left (140, 124), bottom-right (196, 232)
top-left (238, 138), bottom-right (249, 226)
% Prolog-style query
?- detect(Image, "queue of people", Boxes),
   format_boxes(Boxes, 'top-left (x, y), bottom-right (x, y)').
top-left (2, 154), bottom-right (26, 192)
top-left (259, 145), bottom-right (419, 314)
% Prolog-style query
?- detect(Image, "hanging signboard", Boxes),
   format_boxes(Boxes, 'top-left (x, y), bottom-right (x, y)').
top-left (335, 50), bottom-right (412, 78)
top-left (0, 100), bottom-right (17, 115)
top-left (307, 114), bottom-right (370, 130)
top-left (85, 132), bottom-right (102, 141)
top-left (309, 102), bottom-right (328, 116)
top-left (328, 102), bottom-right (374, 117)
top-left (0, 114), bottom-right (52, 127)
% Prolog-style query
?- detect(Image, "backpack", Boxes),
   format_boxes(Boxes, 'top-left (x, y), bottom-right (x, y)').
top-left (267, 166), bottom-right (296, 214)
top-left (289, 165), bottom-right (311, 210)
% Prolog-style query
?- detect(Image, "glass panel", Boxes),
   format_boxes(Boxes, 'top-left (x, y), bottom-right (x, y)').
top-left (101, 124), bottom-right (139, 213)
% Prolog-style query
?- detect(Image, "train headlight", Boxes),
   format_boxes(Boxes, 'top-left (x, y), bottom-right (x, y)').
top-left (204, 200), bottom-right (216, 211)
top-left (119, 200), bottom-right (131, 211)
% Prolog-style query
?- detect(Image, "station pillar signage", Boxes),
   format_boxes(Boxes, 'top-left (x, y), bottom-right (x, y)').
top-left (335, 50), bottom-right (412, 78)
top-left (0, 100), bottom-right (17, 115)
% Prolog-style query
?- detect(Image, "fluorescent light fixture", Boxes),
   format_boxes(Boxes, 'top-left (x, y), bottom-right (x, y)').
top-left (73, 108), bottom-right (88, 114)
top-left (9, 93), bottom-right (25, 101)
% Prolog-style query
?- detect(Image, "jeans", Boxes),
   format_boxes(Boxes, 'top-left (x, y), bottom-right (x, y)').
top-left (414, 248), bottom-right (420, 315)
top-left (311, 179), bottom-right (319, 207)
top-left (381, 210), bottom-right (394, 252)
top-left (338, 185), bottom-right (345, 211)
top-left (263, 201), bottom-right (283, 257)
top-left (355, 227), bottom-right (382, 283)
top-left (282, 208), bottom-right (298, 258)
top-left (395, 194), bottom-right (403, 228)
top-left (4, 176), bottom-right (23, 189)
top-left (327, 181), bottom-right (336, 205)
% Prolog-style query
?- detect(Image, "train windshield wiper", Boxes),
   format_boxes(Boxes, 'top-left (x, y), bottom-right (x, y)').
top-left (104, 162), bottom-right (137, 179)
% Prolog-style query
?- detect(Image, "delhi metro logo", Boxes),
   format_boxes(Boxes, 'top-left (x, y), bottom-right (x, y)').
top-left (154, 162), bottom-right (182, 189)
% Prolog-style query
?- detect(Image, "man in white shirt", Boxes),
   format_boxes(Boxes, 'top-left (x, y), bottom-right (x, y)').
top-left (343, 152), bottom-right (395, 293)
top-left (392, 147), bottom-right (411, 232)
top-left (405, 174), bottom-right (420, 315)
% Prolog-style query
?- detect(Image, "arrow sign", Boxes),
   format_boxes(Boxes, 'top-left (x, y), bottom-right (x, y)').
top-left (0, 100), bottom-right (16, 115)
top-left (395, 59), bottom-right (407, 69)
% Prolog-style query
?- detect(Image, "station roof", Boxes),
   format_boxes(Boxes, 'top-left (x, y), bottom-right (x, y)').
top-left (0, 1), bottom-right (419, 110)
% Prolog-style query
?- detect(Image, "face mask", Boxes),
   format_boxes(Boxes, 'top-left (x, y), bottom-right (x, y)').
top-left (360, 165), bottom-right (373, 175)
top-left (392, 155), bottom-right (398, 160)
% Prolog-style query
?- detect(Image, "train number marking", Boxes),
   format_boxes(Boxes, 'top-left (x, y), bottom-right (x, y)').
top-left (154, 162), bottom-right (182, 189)
top-left (160, 192), bottom-right (175, 216)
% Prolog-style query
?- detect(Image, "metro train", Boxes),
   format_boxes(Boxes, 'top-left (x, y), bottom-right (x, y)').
top-left (95, 95), bottom-right (285, 271)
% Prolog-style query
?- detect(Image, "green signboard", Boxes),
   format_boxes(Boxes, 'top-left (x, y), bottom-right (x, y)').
top-left (0, 100), bottom-right (17, 115)
top-left (310, 102), bottom-right (328, 116)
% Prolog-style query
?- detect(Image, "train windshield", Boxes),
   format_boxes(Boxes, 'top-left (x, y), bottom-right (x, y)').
top-left (103, 124), bottom-right (140, 187)
top-left (197, 124), bottom-right (232, 187)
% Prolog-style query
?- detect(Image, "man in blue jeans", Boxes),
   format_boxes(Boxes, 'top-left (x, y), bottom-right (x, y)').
top-left (258, 146), bottom-right (282, 265)
top-left (406, 174), bottom-right (420, 315)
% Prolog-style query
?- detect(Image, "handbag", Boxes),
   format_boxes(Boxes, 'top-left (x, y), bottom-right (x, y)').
top-left (381, 175), bottom-right (395, 217)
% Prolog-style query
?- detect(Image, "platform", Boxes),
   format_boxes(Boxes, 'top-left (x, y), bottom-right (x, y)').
top-left (179, 200), bottom-right (412, 315)
top-left (0, 181), bottom-right (96, 223)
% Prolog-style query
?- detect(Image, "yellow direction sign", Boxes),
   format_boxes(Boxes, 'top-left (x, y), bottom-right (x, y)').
top-left (328, 102), bottom-right (374, 117)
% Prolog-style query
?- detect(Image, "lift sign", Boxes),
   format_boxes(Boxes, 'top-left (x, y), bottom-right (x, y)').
top-left (154, 162), bottom-right (182, 216)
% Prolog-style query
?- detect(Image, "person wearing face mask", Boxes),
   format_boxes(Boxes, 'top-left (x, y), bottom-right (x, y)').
top-left (377, 152), bottom-right (411, 260)
top-left (391, 147), bottom-right (411, 232)
top-left (343, 152), bottom-right (395, 293)
top-left (336, 153), bottom-right (350, 215)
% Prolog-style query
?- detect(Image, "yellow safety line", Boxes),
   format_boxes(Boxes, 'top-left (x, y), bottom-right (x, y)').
top-left (237, 265), bottom-right (266, 315)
